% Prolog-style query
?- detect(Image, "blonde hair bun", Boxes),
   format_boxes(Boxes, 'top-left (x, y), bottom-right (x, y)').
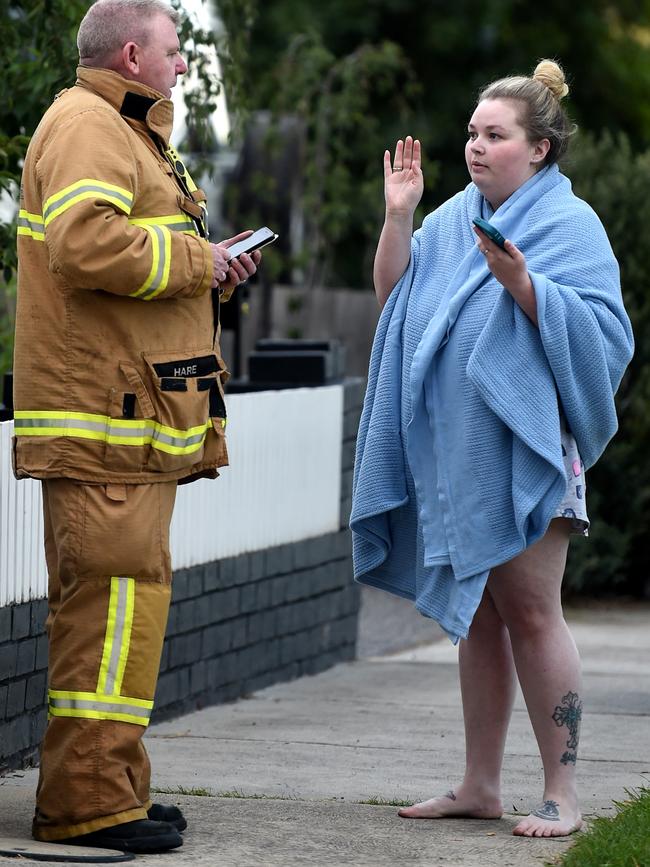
top-left (533, 59), bottom-right (569, 100)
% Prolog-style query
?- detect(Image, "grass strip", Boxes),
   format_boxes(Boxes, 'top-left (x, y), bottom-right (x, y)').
top-left (551, 787), bottom-right (650, 867)
top-left (151, 785), bottom-right (298, 800)
top-left (357, 796), bottom-right (415, 807)
top-left (217, 790), bottom-right (298, 801)
top-left (151, 785), bottom-right (213, 797)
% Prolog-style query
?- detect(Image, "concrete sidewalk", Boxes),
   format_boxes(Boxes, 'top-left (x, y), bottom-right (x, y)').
top-left (0, 600), bottom-right (648, 865)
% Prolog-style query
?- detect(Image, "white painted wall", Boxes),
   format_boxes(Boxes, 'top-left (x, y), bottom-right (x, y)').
top-left (0, 385), bottom-right (343, 605)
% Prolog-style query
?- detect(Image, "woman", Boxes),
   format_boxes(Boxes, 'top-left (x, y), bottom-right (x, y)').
top-left (350, 60), bottom-right (633, 838)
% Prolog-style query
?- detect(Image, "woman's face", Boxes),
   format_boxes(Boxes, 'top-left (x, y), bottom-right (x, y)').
top-left (465, 98), bottom-right (549, 209)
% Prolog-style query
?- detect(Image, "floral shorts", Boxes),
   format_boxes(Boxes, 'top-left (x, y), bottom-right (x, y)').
top-left (554, 421), bottom-right (589, 536)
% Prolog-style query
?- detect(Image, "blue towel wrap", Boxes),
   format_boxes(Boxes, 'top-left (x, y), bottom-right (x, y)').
top-left (351, 165), bottom-right (634, 642)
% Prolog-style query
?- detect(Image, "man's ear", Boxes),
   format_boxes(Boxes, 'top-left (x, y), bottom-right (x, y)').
top-left (532, 138), bottom-right (551, 164)
top-left (122, 41), bottom-right (140, 75)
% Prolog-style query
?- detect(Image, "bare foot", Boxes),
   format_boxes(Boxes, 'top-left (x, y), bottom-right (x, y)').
top-left (512, 798), bottom-right (582, 837)
top-left (398, 787), bottom-right (503, 820)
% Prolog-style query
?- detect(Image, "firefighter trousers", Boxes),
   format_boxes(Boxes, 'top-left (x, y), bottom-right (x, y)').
top-left (33, 478), bottom-right (177, 841)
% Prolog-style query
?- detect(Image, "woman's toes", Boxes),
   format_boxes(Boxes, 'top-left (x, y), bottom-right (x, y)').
top-left (512, 800), bottom-right (582, 837)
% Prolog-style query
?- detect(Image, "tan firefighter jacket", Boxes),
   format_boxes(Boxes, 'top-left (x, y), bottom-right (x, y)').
top-left (14, 67), bottom-right (232, 485)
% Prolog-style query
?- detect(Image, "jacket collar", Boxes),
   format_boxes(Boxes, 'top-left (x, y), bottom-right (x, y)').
top-left (75, 66), bottom-right (174, 146)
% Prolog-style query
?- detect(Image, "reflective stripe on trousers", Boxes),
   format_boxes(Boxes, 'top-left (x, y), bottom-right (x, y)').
top-left (48, 577), bottom-right (154, 727)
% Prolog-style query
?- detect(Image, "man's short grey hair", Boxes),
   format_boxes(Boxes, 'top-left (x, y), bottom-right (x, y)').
top-left (77, 0), bottom-right (180, 63)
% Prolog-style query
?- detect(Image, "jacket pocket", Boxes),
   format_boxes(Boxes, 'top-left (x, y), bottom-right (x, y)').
top-left (198, 375), bottom-right (229, 469)
top-left (104, 362), bottom-right (155, 472)
top-left (141, 347), bottom-right (226, 473)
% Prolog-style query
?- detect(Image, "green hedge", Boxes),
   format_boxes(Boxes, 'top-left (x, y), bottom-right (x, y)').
top-left (563, 132), bottom-right (649, 598)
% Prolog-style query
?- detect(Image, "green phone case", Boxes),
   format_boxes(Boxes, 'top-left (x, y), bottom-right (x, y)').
top-left (472, 216), bottom-right (506, 248)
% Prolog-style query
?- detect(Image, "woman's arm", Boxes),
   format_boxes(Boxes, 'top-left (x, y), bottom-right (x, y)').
top-left (373, 136), bottom-right (424, 308)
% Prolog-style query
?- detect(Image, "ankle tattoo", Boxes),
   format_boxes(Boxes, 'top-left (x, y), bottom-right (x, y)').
top-left (532, 800), bottom-right (560, 821)
top-left (552, 691), bottom-right (582, 765)
top-left (445, 791), bottom-right (457, 801)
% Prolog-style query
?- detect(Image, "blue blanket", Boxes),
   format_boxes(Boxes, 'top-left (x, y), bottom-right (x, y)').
top-left (351, 165), bottom-right (634, 642)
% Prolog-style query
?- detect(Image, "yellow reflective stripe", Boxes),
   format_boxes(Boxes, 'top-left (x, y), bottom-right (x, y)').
top-left (13, 411), bottom-right (210, 455)
top-left (49, 689), bottom-right (153, 708)
top-left (135, 226), bottom-right (160, 298)
top-left (114, 579), bottom-right (135, 696)
top-left (17, 210), bottom-right (45, 241)
top-left (131, 225), bottom-right (171, 300)
top-left (43, 178), bottom-right (133, 226)
top-left (49, 689), bottom-right (153, 727)
top-left (97, 578), bottom-right (120, 695)
top-left (154, 226), bottom-right (172, 299)
top-left (129, 214), bottom-right (197, 235)
top-left (97, 577), bottom-right (134, 696)
top-left (50, 575), bottom-right (144, 728)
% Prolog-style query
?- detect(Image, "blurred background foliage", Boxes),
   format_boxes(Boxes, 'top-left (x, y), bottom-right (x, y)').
top-left (0, 0), bottom-right (648, 596)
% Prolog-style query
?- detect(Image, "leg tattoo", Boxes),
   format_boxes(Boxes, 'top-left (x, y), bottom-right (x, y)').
top-left (445, 791), bottom-right (457, 801)
top-left (552, 691), bottom-right (583, 765)
top-left (531, 800), bottom-right (560, 821)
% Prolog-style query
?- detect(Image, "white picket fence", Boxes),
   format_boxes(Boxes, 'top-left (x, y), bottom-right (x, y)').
top-left (0, 385), bottom-right (343, 606)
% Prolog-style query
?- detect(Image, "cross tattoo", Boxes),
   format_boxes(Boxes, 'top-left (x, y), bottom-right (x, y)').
top-left (552, 691), bottom-right (583, 766)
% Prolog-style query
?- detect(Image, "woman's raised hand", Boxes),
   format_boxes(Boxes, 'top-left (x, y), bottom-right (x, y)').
top-left (384, 136), bottom-right (423, 217)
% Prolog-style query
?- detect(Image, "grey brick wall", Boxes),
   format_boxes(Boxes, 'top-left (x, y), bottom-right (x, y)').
top-left (0, 378), bottom-right (365, 772)
top-left (153, 527), bottom-right (359, 722)
top-left (0, 599), bottom-right (48, 771)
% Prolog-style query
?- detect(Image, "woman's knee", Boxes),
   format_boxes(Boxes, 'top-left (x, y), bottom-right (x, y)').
top-left (499, 600), bottom-right (563, 641)
top-left (487, 525), bottom-right (570, 638)
top-left (468, 588), bottom-right (505, 638)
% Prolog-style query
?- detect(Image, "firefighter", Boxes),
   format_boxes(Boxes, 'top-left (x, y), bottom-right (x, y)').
top-left (13, 0), bottom-right (261, 852)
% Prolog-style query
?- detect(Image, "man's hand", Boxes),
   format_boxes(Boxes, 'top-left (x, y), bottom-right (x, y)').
top-left (210, 231), bottom-right (262, 293)
top-left (210, 243), bottom-right (231, 287)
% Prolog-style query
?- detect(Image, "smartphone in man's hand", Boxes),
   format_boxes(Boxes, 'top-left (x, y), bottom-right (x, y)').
top-left (226, 227), bottom-right (278, 261)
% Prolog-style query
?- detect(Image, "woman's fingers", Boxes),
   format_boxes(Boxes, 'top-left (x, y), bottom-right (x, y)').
top-left (386, 137), bottom-right (420, 174)
top-left (384, 149), bottom-right (393, 179)
top-left (412, 138), bottom-right (421, 171)
top-left (403, 136), bottom-right (413, 169)
top-left (503, 238), bottom-right (520, 258)
top-left (393, 139), bottom-right (404, 172)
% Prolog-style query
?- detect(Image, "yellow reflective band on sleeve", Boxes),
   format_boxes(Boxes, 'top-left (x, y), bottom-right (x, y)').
top-left (17, 210), bottom-right (45, 241)
top-left (43, 178), bottom-right (133, 226)
top-left (129, 214), bottom-right (198, 235)
top-left (131, 224), bottom-right (171, 300)
top-left (13, 410), bottom-right (210, 456)
top-left (48, 690), bottom-right (153, 727)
